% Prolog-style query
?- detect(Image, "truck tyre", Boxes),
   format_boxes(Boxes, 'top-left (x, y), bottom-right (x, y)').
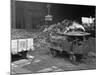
top-left (51, 50), bottom-right (58, 57)
top-left (69, 54), bottom-right (76, 63)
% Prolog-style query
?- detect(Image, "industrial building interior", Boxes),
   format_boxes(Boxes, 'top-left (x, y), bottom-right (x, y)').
top-left (11, 0), bottom-right (96, 74)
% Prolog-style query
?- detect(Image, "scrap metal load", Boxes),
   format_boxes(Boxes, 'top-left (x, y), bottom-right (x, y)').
top-left (43, 19), bottom-right (87, 43)
top-left (42, 19), bottom-right (93, 63)
top-left (43, 19), bottom-right (85, 33)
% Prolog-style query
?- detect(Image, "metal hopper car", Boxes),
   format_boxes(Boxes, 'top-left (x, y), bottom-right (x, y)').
top-left (48, 31), bottom-right (91, 63)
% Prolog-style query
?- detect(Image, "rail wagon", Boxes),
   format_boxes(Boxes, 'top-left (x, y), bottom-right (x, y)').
top-left (48, 31), bottom-right (91, 63)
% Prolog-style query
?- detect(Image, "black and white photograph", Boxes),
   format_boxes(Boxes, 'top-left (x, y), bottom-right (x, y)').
top-left (11, 0), bottom-right (96, 74)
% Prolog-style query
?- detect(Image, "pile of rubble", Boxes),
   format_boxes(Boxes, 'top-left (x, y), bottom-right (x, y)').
top-left (34, 19), bottom-right (86, 49)
top-left (43, 19), bottom-right (85, 33)
top-left (11, 29), bottom-right (38, 40)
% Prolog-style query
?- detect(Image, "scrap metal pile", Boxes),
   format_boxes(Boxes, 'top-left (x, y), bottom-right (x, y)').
top-left (34, 19), bottom-right (86, 49)
top-left (34, 19), bottom-right (95, 59)
top-left (11, 29), bottom-right (36, 40)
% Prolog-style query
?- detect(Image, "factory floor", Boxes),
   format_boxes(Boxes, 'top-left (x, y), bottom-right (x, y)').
top-left (11, 48), bottom-right (96, 75)
top-left (11, 29), bottom-right (96, 75)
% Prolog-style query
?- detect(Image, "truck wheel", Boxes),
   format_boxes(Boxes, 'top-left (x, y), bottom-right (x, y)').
top-left (51, 50), bottom-right (58, 57)
top-left (69, 54), bottom-right (76, 63)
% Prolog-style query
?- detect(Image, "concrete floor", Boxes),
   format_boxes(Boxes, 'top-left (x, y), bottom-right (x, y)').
top-left (11, 48), bottom-right (96, 75)
top-left (11, 29), bottom-right (96, 75)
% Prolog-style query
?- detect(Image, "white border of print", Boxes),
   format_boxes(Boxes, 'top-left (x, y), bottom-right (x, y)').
top-left (16, 0), bottom-right (96, 6)
top-left (0, 0), bottom-right (98, 75)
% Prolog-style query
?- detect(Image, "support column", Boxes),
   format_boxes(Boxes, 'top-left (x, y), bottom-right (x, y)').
top-left (11, 0), bottom-right (16, 29)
